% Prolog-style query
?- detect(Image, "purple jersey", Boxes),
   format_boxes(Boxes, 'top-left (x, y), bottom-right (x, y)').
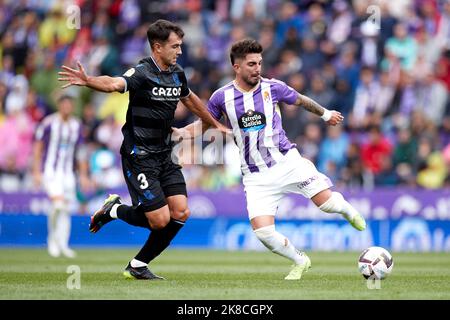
top-left (35, 113), bottom-right (83, 176)
top-left (208, 77), bottom-right (298, 174)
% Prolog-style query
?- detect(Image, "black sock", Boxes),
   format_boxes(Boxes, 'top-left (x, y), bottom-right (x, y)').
top-left (117, 205), bottom-right (150, 229)
top-left (135, 218), bottom-right (185, 264)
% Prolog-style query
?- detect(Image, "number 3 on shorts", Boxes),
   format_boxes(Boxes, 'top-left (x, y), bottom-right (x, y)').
top-left (137, 173), bottom-right (149, 189)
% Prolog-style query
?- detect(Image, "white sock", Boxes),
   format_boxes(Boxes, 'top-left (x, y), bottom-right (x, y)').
top-left (319, 192), bottom-right (358, 220)
top-left (109, 204), bottom-right (121, 219)
top-left (56, 209), bottom-right (71, 251)
top-left (254, 225), bottom-right (304, 265)
top-left (48, 200), bottom-right (64, 245)
top-left (130, 258), bottom-right (147, 268)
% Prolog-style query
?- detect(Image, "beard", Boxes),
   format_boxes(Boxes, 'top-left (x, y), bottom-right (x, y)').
top-left (244, 75), bottom-right (260, 87)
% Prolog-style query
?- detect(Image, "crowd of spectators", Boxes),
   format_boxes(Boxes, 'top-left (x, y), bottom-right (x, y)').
top-left (1, 0), bottom-right (450, 196)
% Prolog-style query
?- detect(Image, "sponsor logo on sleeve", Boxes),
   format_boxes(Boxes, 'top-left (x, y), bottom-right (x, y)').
top-left (123, 68), bottom-right (135, 77)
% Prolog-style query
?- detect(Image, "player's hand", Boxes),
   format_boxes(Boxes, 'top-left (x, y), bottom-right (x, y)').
top-left (326, 111), bottom-right (344, 126)
top-left (215, 122), bottom-right (232, 136)
top-left (171, 127), bottom-right (189, 141)
top-left (58, 61), bottom-right (89, 89)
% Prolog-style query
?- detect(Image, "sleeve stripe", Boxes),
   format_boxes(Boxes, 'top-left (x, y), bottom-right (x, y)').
top-left (119, 77), bottom-right (128, 93)
top-left (180, 89), bottom-right (191, 99)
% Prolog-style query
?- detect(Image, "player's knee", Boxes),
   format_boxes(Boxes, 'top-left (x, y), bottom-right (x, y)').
top-left (148, 220), bottom-right (168, 230)
top-left (52, 199), bottom-right (65, 211)
top-left (148, 214), bottom-right (170, 230)
top-left (318, 191), bottom-right (345, 213)
top-left (182, 208), bottom-right (191, 221)
top-left (254, 225), bottom-right (281, 251)
top-left (311, 189), bottom-right (333, 207)
top-left (254, 225), bottom-right (275, 242)
top-left (170, 207), bottom-right (190, 221)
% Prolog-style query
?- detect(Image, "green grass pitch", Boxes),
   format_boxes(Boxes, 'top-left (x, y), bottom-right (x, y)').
top-left (1, 248), bottom-right (449, 300)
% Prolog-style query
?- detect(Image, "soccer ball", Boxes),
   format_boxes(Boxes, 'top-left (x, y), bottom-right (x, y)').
top-left (358, 246), bottom-right (394, 280)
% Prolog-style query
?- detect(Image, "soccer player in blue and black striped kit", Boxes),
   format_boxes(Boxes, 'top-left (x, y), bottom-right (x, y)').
top-left (59, 19), bottom-right (228, 280)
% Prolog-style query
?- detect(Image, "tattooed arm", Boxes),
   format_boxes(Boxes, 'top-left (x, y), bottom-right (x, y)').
top-left (294, 94), bottom-right (344, 126)
top-left (294, 94), bottom-right (326, 116)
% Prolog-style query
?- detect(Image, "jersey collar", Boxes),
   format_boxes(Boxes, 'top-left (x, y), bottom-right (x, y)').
top-left (150, 55), bottom-right (173, 72)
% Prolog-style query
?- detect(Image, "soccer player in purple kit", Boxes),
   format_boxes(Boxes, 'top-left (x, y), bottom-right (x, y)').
top-left (176, 39), bottom-right (366, 280)
top-left (33, 95), bottom-right (90, 258)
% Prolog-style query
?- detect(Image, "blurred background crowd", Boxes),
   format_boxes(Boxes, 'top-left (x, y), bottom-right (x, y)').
top-left (1, 0), bottom-right (450, 198)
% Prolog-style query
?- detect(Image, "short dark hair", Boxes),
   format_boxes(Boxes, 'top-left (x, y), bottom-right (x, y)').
top-left (230, 39), bottom-right (263, 65)
top-left (146, 19), bottom-right (184, 48)
top-left (57, 94), bottom-right (75, 104)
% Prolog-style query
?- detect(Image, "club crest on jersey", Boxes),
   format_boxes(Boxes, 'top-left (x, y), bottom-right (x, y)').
top-left (263, 90), bottom-right (270, 103)
top-left (238, 110), bottom-right (266, 132)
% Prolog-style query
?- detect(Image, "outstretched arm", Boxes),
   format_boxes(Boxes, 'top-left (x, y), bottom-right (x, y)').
top-left (294, 94), bottom-right (344, 126)
top-left (58, 61), bottom-right (125, 93)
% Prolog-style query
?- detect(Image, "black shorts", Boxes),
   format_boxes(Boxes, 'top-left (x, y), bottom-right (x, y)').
top-left (121, 152), bottom-right (187, 212)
